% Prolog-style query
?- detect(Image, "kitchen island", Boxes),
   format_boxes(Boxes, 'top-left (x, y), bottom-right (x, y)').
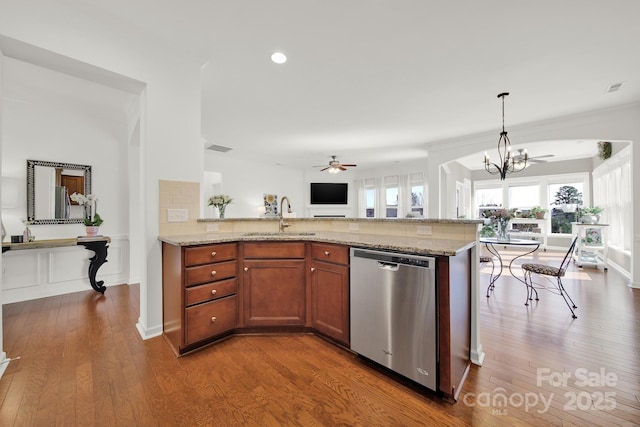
top-left (160, 218), bottom-right (482, 401)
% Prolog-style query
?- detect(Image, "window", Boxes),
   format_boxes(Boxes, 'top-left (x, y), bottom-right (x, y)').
top-left (356, 172), bottom-right (427, 218)
top-left (549, 182), bottom-right (584, 234)
top-left (593, 147), bottom-right (631, 251)
top-left (508, 184), bottom-right (539, 210)
top-left (474, 173), bottom-right (590, 236)
top-left (475, 186), bottom-right (503, 219)
top-left (385, 175), bottom-right (398, 218)
top-left (364, 178), bottom-right (376, 218)
top-left (410, 173), bottom-right (425, 217)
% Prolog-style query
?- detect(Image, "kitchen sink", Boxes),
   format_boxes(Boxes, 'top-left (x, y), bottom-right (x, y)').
top-left (242, 231), bottom-right (316, 236)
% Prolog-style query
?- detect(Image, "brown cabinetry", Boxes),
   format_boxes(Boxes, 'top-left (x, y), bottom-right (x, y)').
top-left (242, 242), bottom-right (306, 327)
top-left (437, 251), bottom-right (471, 401)
top-left (162, 242), bottom-right (238, 355)
top-left (310, 243), bottom-right (349, 345)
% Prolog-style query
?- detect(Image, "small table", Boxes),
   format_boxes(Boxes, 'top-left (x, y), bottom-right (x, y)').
top-left (479, 237), bottom-right (541, 296)
top-left (2, 236), bottom-right (110, 294)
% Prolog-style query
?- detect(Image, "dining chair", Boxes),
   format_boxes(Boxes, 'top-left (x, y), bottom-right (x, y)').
top-left (521, 237), bottom-right (579, 318)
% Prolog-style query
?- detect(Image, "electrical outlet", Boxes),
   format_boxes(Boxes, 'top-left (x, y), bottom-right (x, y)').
top-left (167, 209), bottom-right (188, 223)
top-left (206, 224), bottom-right (219, 232)
top-left (348, 223), bottom-right (360, 231)
top-left (416, 225), bottom-right (432, 236)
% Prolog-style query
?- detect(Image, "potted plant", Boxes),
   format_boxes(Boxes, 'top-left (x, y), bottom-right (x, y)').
top-left (530, 206), bottom-right (548, 219)
top-left (484, 208), bottom-right (516, 241)
top-left (71, 193), bottom-right (104, 236)
top-left (578, 206), bottom-right (603, 224)
top-left (208, 194), bottom-right (233, 218)
top-left (553, 186), bottom-right (583, 212)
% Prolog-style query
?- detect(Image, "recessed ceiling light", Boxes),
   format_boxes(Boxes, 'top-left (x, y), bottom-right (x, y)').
top-left (271, 52), bottom-right (287, 64)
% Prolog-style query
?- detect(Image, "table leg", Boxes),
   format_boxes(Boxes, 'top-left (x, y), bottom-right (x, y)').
top-left (484, 243), bottom-right (503, 297)
top-left (78, 241), bottom-right (109, 294)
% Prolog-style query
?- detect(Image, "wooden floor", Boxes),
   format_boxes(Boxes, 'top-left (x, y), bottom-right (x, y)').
top-left (1, 248), bottom-right (639, 426)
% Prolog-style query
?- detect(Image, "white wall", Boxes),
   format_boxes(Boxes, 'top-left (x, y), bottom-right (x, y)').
top-left (204, 151), bottom-right (305, 218)
top-left (0, 46), bottom-right (7, 373)
top-left (1, 57), bottom-right (131, 240)
top-left (0, 3), bottom-right (205, 340)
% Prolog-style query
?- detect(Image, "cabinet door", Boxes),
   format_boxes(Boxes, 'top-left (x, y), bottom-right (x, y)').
top-left (310, 260), bottom-right (349, 345)
top-left (185, 295), bottom-right (237, 345)
top-left (243, 259), bottom-right (306, 326)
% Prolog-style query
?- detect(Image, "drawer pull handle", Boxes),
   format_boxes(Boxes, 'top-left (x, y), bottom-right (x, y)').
top-left (211, 317), bottom-right (217, 322)
top-left (244, 267), bottom-right (249, 272)
top-left (324, 251), bottom-right (330, 256)
top-left (211, 289), bottom-right (217, 295)
top-left (211, 271), bottom-right (217, 276)
top-left (211, 251), bottom-right (217, 257)
top-left (310, 267), bottom-right (315, 272)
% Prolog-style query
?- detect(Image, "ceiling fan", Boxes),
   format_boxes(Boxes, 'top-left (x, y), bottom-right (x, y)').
top-left (514, 149), bottom-right (554, 164)
top-left (314, 155), bottom-right (357, 173)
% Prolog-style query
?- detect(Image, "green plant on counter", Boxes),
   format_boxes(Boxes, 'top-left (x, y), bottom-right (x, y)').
top-left (578, 206), bottom-right (603, 216)
top-left (479, 224), bottom-right (496, 237)
top-left (530, 206), bottom-right (548, 219)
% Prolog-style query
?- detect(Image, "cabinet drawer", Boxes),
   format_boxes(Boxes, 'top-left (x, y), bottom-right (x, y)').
top-left (311, 243), bottom-right (349, 265)
top-left (185, 260), bottom-right (237, 286)
top-left (185, 278), bottom-right (237, 306)
top-left (243, 242), bottom-right (306, 259)
top-left (185, 243), bottom-right (237, 267)
top-left (185, 295), bottom-right (237, 345)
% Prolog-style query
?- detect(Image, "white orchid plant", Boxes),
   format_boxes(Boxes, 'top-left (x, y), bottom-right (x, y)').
top-left (70, 193), bottom-right (104, 226)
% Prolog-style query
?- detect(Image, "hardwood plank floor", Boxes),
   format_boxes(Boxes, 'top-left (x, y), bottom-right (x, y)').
top-left (1, 248), bottom-right (639, 426)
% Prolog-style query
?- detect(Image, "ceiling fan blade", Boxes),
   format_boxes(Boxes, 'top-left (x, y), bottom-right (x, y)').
top-left (319, 166), bottom-right (330, 171)
top-left (528, 159), bottom-right (547, 164)
top-left (339, 164), bottom-right (357, 167)
top-left (531, 154), bottom-right (554, 159)
top-left (338, 166), bottom-right (347, 171)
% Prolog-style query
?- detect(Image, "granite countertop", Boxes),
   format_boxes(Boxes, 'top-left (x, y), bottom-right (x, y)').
top-left (197, 217), bottom-right (483, 225)
top-left (158, 231), bottom-right (475, 256)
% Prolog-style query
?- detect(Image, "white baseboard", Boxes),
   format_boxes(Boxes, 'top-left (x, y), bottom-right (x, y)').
top-left (0, 352), bottom-right (8, 379)
top-left (136, 321), bottom-right (163, 340)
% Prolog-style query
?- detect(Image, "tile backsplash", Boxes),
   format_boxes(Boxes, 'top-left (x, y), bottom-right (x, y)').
top-left (159, 180), bottom-right (201, 235)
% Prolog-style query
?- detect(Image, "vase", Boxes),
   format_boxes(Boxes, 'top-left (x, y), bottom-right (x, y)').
top-left (86, 226), bottom-right (100, 237)
top-left (218, 205), bottom-right (226, 219)
top-left (580, 215), bottom-right (598, 224)
top-left (23, 226), bottom-right (32, 243)
top-left (496, 218), bottom-right (509, 241)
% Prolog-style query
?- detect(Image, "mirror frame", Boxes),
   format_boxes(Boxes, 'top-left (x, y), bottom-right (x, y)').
top-left (27, 159), bottom-right (92, 224)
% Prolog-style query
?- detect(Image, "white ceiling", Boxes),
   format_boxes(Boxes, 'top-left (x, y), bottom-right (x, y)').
top-left (7, 0), bottom-right (640, 171)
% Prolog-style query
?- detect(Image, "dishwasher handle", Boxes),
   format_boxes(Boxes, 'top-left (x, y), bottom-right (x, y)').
top-left (377, 261), bottom-right (399, 271)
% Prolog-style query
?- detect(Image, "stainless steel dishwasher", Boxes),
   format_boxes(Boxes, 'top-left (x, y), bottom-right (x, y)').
top-left (350, 247), bottom-right (437, 391)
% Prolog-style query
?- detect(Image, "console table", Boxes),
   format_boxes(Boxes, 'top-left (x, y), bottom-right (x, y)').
top-left (2, 236), bottom-right (111, 294)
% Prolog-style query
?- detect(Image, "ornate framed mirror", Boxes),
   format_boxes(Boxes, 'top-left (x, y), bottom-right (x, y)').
top-left (26, 159), bottom-right (92, 224)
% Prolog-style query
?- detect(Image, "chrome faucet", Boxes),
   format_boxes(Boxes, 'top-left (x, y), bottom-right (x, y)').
top-left (280, 196), bottom-right (292, 232)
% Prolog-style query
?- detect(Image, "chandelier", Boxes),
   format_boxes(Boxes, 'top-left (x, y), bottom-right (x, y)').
top-left (484, 92), bottom-right (527, 180)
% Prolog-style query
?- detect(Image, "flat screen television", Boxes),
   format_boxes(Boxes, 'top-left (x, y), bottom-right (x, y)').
top-left (310, 183), bottom-right (348, 205)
